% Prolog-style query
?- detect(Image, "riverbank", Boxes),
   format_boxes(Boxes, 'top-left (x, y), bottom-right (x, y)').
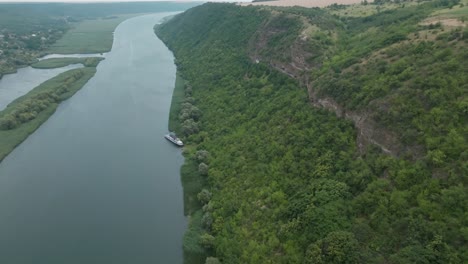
top-left (0, 64), bottom-right (101, 162)
top-left (167, 71), bottom-right (208, 264)
top-left (0, 14), bottom-right (137, 80)
top-left (168, 72), bottom-right (186, 133)
top-left (0, 15), bottom-right (132, 162)
top-left (0, 13), bottom-right (188, 263)
top-left (31, 57), bottom-right (104, 69)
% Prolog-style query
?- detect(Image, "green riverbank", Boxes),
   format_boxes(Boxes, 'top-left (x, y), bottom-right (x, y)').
top-left (0, 14), bottom-right (127, 162)
top-left (168, 72), bottom-right (186, 133)
top-left (167, 72), bottom-right (208, 264)
top-left (31, 57), bottom-right (104, 69)
top-left (0, 64), bottom-right (102, 162)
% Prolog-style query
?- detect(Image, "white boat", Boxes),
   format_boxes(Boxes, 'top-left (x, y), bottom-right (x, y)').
top-left (164, 132), bottom-right (184, 146)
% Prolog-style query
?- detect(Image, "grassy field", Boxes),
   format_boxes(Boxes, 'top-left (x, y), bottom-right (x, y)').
top-left (31, 57), bottom-right (104, 69)
top-left (327, 0), bottom-right (468, 19)
top-left (49, 14), bottom-right (141, 54)
top-left (168, 72), bottom-right (186, 133)
top-left (0, 66), bottom-right (99, 162)
top-left (328, 2), bottom-right (420, 17)
top-left (432, 0), bottom-right (468, 18)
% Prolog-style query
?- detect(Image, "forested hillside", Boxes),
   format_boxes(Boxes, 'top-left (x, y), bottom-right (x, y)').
top-left (156, 2), bottom-right (467, 263)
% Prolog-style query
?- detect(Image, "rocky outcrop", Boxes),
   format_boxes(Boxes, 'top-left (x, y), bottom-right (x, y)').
top-left (307, 87), bottom-right (402, 156)
top-left (248, 15), bottom-right (404, 157)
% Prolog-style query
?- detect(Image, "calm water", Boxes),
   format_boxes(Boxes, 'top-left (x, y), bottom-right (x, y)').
top-left (0, 13), bottom-right (186, 264)
top-left (0, 64), bottom-right (83, 111)
top-left (39, 53), bottom-right (106, 60)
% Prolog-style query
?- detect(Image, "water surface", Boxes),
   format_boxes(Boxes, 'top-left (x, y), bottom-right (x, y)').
top-left (39, 53), bottom-right (107, 60)
top-left (0, 64), bottom-right (83, 111)
top-left (0, 13), bottom-right (186, 264)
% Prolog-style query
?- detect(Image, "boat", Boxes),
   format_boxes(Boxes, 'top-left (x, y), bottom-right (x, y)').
top-left (164, 132), bottom-right (184, 146)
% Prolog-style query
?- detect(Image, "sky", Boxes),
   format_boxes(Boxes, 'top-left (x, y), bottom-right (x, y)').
top-left (0, 0), bottom-right (251, 2)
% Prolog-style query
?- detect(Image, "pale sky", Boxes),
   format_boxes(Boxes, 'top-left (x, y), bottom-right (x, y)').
top-left (0, 0), bottom-right (252, 3)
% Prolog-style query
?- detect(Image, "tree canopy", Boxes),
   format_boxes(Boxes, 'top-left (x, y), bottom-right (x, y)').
top-left (157, 2), bottom-right (467, 263)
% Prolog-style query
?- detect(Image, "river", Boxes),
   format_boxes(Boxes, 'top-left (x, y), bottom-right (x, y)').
top-left (0, 64), bottom-right (83, 111)
top-left (0, 13), bottom-right (186, 264)
top-left (39, 53), bottom-right (106, 60)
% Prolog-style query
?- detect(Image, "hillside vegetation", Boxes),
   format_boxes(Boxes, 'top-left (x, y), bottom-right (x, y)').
top-left (157, 1), bottom-right (467, 263)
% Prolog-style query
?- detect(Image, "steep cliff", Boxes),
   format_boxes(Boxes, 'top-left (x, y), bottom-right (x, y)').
top-left (157, 2), bottom-right (467, 263)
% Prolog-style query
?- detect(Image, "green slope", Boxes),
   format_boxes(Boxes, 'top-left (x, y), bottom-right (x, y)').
top-left (157, 2), bottom-right (467, 263)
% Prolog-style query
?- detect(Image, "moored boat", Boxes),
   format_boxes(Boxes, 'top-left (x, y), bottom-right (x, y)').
top-left (164, 132), bottom-right (184, 146)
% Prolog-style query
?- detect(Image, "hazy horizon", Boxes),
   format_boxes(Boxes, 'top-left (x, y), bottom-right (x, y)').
top-left (0, 0), bottom-right (252, 3)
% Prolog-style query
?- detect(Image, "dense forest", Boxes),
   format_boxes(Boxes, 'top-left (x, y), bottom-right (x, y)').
top-left (156, 1), bottom-right (467, 263)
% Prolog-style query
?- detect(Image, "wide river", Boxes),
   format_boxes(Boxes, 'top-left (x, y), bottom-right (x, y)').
top-left (0, 14), bottom-right (186, 263)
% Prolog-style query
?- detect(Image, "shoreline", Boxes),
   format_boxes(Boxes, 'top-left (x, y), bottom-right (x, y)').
top-left (0, 13), bottom-right (138, 80)
top-left (158, 13), bottom-right (209, 262)
top-left (157, 13), bottom-right (209, 263)
top-left (31, 57), bottom-right (104, 69)
top-left (0, 14), bottom-right (132, 163)
top-left (0, 65), bottom-right (102, 163)
top-left (167, 71), bottom-right (209, 264)
top-left (0, 13), bottom-right (191, 262)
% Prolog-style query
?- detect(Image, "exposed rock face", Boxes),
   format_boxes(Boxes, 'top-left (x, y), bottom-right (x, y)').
top-left (307, 83), bottom-right (402, 156)
top-left (249, 13), bottom-right (314, 79)
top-left (248, 14), bottom-right (404, 157)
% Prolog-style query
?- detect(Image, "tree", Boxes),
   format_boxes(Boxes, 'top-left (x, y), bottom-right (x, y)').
top-left (0, 114), bottom-right (19, 130)
top-left (200, 233), bottom-right (215, 249)
top-left (185, 85), bottom-right (193, 96)
top-left (205, 257), bottom-right (221, 264)
top-left (181, 119), bottom-right (199, 136)
top-left (305, 243), bottom-right (324, 264)
top-left (389, 244), bottom-right (432, 264)
top-left (199, 162), bottom-right (209, 176)
top-left (320, 231), bottom-right (360, 264)
top-left (202, 212), bottom-right (213, 229)
top-left (196, 150), bottom-right (209, 163)
top-left (198, 189), bottom-right (212, 204)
